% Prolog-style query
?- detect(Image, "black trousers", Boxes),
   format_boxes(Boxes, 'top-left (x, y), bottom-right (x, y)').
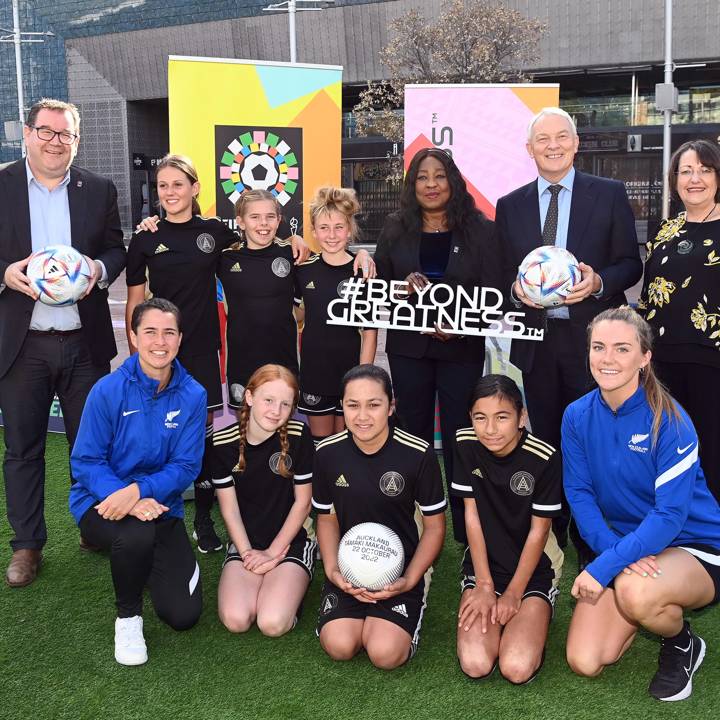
top-left (79, 510), bottom-right (202, 628)
top-left (522, 320), bottom-right (594, 557)
top-left (0, 331), bottom-right (109, 551)
top-left (654, 360), bottom-right (720, 503)
top-left (388, 353), bottom-right (485, 544)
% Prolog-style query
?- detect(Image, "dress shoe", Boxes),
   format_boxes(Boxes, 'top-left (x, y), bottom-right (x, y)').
top-left (5, 549), bottom-right (42, 587)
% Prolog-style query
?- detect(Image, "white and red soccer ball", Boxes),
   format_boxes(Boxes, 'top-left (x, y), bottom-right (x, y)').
top-left (517, 246), bottom-right (581, 308)
top-left (27, 245), bottom-right (91, 306)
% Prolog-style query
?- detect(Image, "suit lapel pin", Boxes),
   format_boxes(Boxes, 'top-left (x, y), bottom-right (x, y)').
top-left (77, 180), bottom-right (83, 187)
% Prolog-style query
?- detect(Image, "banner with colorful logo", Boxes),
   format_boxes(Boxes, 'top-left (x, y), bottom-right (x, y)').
top-left (404, 83), bottom-right (560, 445)
top-left (168, 56), bottom-right (343, 240)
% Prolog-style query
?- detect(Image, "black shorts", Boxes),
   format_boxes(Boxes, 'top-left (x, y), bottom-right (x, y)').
top-left (178, 351), bottom-right (223, 411)
top-left (316, 576), bottom-right (429, 659)
top-left (223, 536), bottom-right (317, 579)
top-left (297, 390), bottom-right (342, 416)
top-left (460, 546), bottom-right (559, 612)
top-left (679, 544), bottom-right (720, 607)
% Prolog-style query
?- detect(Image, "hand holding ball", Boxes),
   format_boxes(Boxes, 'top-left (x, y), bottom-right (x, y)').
top-left (337, 522), bottom-right (405, 591)
top-left (26, 245), bottom-right (92, 306)
top-left (517, 246), bottom-right (581, 308)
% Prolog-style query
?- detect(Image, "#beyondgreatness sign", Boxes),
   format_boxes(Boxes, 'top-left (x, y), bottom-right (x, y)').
top-left (327, 278), bottom-right (543, 341)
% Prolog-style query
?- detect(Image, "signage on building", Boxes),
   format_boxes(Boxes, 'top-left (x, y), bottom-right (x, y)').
top-left (578, 133), bottom-right (626, 153)
top-left (132, 153), bottom-right (168, 170)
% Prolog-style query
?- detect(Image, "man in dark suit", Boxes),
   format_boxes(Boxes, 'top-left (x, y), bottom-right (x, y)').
top-left (496, 107), bottom-right (642, 559)
top-left (0, 98), bottom-right (126, 587)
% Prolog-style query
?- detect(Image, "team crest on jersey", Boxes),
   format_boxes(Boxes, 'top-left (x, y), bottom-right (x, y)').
top-left (321, 593), bottom-right (338, 615)
top-left (272, 257), bottom-right (291, 278)
top-left (154, 243), bottom-right (169, 254)
top-left (379, 471), bottom-right (405, 497)
top-left (164, 409), bottom-right (181, 429)
top-left (269, 451), bottom-right (293, 475)
top-left (230, 383), bottom-right (245, 402)
top-left (628, 433), bottom-right (650, 453)
top-left (510, 471), bottom-right (535, 496)
top-left (337, 279), bottom-right (350, 298)
top-left (303, 393), bottom-right (321, 406)
top-left (196, 233), bottom-right (215, 253)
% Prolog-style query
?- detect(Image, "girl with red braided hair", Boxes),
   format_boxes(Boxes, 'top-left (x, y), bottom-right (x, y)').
top-left (211, 364), bottom-right (315, 636)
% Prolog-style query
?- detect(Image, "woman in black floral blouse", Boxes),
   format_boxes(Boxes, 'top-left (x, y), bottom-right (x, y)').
top-left (638, 139), bottom-right (720, 499)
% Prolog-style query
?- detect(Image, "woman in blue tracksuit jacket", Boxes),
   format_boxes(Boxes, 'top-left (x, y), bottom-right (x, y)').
top-left (70, 298), bottom-right (207, 667)
top-left (562, 305), bottom-right (720, 703)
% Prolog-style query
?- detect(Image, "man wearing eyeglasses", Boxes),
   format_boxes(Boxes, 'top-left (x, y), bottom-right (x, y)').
top-left (0, 98), bottom-right (126, 587)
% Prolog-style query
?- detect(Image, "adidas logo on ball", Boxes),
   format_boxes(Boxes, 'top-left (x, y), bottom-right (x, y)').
top-left (337, 522), bottom-right (405, 591)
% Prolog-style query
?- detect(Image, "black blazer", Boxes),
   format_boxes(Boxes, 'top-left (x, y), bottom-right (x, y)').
top-left (495, 170), bottom-right (642, 373)
top-left (0, 160), bottom-right (127, 378)
top-left (374, 210), bottom-right (501, 363)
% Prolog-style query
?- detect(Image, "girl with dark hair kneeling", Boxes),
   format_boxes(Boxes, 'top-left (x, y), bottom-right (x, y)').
top-left (563, 306), bottom-right (720, 702)
top-left (313, 365), bottom-right (446, 669)
top-left (212, 364), bottom-right (315, 637)
top-left (452, 375), bottom-right (564, 683)
top-left (70, 298), bottom-right (207, 666)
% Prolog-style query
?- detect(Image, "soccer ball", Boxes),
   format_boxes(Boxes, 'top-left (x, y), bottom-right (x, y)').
top-left (26, 245), bottom-right (91, 306)
top-left (337, 522), bottom-right (405, 591)
top-left (240, 153), bottom-right (279, 191)
top-left (517, 246), bottom-right (581, 308)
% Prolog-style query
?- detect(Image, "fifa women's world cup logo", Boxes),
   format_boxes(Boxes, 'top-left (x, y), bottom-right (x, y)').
top-left (216, 125), bottom-right (303, 238)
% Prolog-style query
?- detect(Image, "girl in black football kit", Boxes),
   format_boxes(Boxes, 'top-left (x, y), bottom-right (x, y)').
top-left (212, 364), bottom-right (315, 636)
top-left (451, 375), bottom-right (564, 684)
top-left (126, 154), bottom-right (239, 553)
top-left (295, 187), bottom-right (377, 441)
top-left (217, 189), bottom-right (376, 411)
top-left (312, 365), bottom-right (446, 669)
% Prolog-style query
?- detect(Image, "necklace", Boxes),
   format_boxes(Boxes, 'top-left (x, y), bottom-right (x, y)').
top-left (677, 203), bottom-right (717, 254)
top-left (422, 214), bottom-right (448, 233)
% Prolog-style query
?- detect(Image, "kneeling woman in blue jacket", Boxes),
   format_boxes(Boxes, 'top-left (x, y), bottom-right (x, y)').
top-left (562, 306), bottom-right (720, 702)
top-left (70, 298), bottom-right (207, 666)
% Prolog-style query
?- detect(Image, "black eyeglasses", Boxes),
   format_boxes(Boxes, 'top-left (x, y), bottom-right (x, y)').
top-left (29, 126), bottom-right (78, 145)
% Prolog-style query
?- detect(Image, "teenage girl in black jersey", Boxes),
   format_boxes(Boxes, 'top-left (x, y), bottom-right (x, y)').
top-left (295, 187), bottom-right (377, 442)
top-left (451, 375), bottom-right (564, 684)
top-left (213, 364), bottom-right (315, 636)
top-left (312, 365), bottom-right (446, 668)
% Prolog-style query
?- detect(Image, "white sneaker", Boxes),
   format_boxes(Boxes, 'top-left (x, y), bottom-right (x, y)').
top-left (114, 616), bottom-right (148, 666)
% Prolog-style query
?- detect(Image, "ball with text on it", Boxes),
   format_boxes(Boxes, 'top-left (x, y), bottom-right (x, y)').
top-left (26, 245), bottom-right (91, 306)
top-left (517, 245), bottom-right (581, 308)
top-left (337, 522), bottom-right (405, 591)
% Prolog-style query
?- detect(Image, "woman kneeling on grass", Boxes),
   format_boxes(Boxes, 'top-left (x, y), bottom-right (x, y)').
top-left (452, 375), bottom-right (564, 684)
top-left (312, 364), bottom-right (446, 669)
top-left (70, 298), bottom-right (207, 666)
top-left (562, 306), bottom-right (720, 702)
top-left (212, 364), bottom-right (316, 636)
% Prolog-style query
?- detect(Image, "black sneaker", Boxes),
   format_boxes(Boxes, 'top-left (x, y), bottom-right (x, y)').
top-left (649, 622), bottom-right (706, 702)
top-left (192, 516), bottom-right (223, 554)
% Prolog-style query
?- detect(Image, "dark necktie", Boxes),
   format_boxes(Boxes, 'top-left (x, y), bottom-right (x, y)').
top-left (542, 184), bottom-right (562, 245)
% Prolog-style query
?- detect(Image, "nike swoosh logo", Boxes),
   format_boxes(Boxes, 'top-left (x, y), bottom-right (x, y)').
top-left (675, 640), bottom-right (692, 653)
top-left (123, 410), bottom-right (140, 417)
top-left (677, 443), bottom-right (693, 454)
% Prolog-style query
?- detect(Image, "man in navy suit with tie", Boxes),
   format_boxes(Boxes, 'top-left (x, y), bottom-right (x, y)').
top-left (0, 99), bottom-right (126, 587)
top-left (496, 107), bottom-right (642, 558)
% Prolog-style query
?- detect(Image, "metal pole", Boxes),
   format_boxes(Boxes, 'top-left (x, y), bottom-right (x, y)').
top-left (630, 72), bottom-right (636, 126)
top-left (12, 0), bottom-right (26, 156)
top-left (662, 0), bottom-right (673, 219)
top-left (288, 0), bottom-right (297, 63)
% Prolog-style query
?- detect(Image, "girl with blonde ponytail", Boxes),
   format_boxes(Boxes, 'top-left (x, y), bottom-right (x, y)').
top-left (562, 306), bottom-right (720, 702)
top-left (295, 187), bottom-right (377, 443)
top-left (212, 364), bottom-right (316, 637)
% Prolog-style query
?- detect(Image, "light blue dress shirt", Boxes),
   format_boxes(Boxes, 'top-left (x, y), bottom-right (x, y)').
top-left (538, 167), bottom-right (574, 319)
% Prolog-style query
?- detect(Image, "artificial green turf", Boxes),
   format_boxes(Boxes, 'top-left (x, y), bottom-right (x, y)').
top-left (0, 431), bottom-right (717, 720)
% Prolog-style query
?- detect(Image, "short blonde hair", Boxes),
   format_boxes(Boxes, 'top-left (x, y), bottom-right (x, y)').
top-left (309, 186), bottom-right (361, 241)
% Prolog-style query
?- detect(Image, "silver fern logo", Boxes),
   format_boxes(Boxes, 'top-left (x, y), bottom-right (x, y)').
top-left (628, 433), bottom-right (650, 453)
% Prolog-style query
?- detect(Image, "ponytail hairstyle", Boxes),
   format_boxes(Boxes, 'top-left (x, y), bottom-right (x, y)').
top-left (309, 186), bottom-right (361, 243)
top-left (468, 374), bottom-right (524, 416)
top-left (236, 364), bottom-right (299, 479)
top-left (155, 154), bottom-right (201, 215)
top-left (232, 189), bottom-right (282, 249)
top-left (587, 306), bottom-right (682, 443)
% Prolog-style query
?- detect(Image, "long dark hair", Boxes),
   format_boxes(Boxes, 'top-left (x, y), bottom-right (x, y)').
top-left (468, 374), bottom-right (523, 415)
top-left (399, 148), bottom-right (480, 233)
